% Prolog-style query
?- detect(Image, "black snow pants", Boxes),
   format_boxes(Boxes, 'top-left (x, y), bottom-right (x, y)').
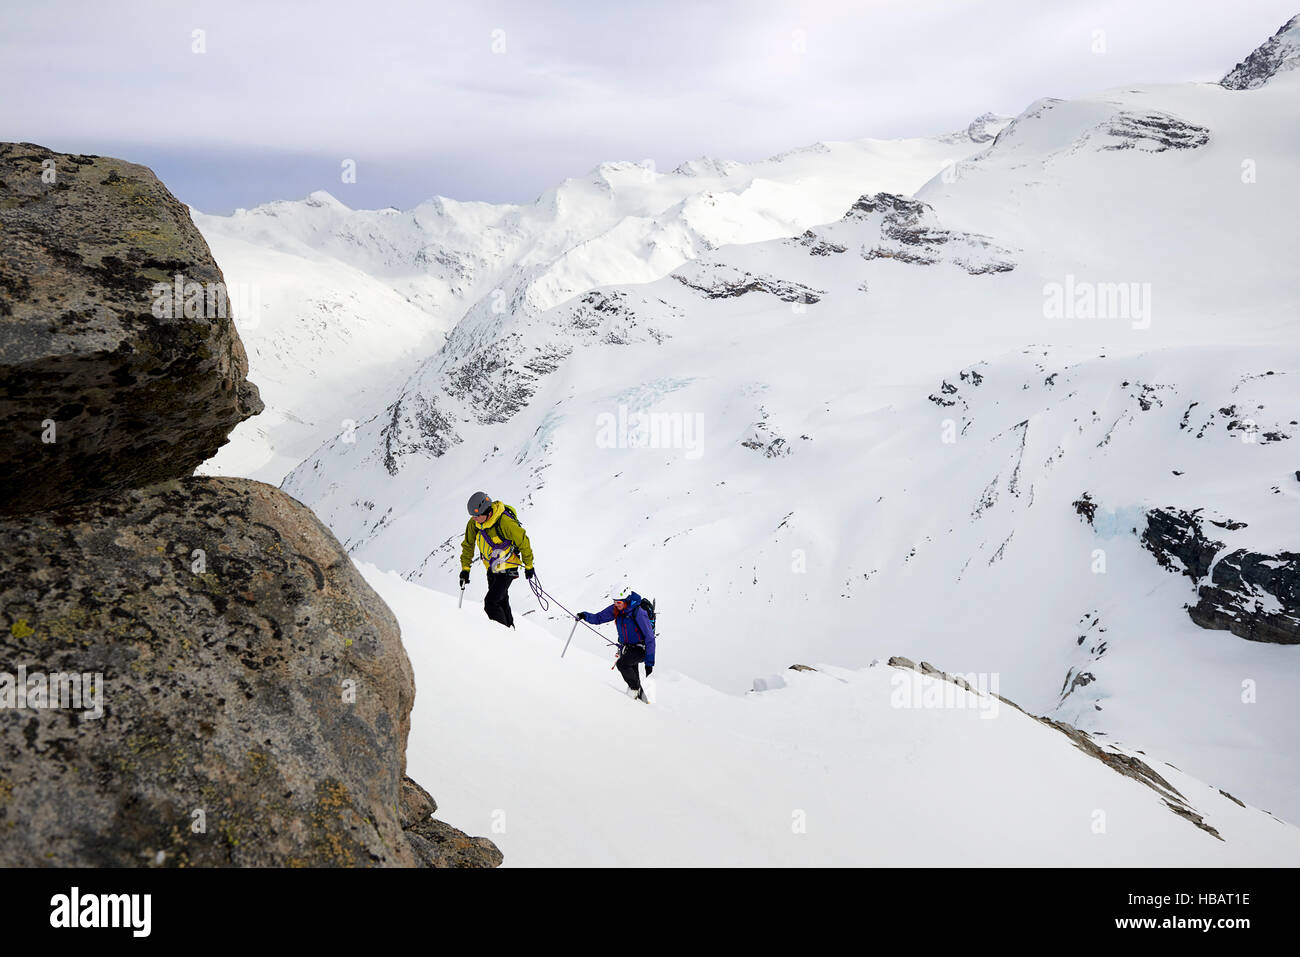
top-left (616, 643), bottom-right (646, 691)
top-left (484, 570), bottom-right (516, 628)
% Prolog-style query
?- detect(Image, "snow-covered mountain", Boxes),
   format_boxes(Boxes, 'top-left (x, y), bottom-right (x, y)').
top-left (189, 205), bottom-right (448, 481)
top-left (1221, 13), bottom-right (1300, 89)
top-left (272, 26), bottom-right (1300, 828)
top-left (367, 563), bottom-right (1300, 866)
top-left (190, 18), bottom-right (1300, 846)
top-left (196, 121), bottom-right (1009, 482)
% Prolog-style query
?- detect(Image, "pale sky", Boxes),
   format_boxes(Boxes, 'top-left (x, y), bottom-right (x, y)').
top-left (1, 0), bottom-right (1294, 212)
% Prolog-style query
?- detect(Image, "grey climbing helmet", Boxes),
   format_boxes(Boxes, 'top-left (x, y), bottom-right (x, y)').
top-left (467, 491), bottom-right (493, 517)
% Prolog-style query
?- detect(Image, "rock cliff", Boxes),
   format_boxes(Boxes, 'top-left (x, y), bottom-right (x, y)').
top-left (0, 145), bottom-right (498, 866)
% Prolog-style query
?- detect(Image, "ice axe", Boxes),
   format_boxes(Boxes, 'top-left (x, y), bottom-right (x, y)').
top-left (561, 617), bottom-right (578, 658)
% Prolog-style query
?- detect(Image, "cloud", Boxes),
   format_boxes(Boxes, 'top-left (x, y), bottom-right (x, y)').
top-left (3, 0), bottom-right (1294, 211)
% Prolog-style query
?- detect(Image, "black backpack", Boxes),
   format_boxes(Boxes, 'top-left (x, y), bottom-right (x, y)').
top-left (639, 597), bottom-right (656, 634)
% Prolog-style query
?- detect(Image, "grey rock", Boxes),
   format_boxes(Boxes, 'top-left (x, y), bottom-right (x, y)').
top-left (1189, 550), bottom-right (1300, 645)
top-left (406, 817), bottom-right (505, 868)
top-left (399, 774), bottom-right (438, 827)
top-left (396, 773), bottom-right (500, 867)
top-left (1141, 507), bottom-right (1299, 644)
top-left (1141, 506), bottom-right (1223, 580)
top-left (0, 147), bottom-right (499, 868)
top-left (0, 477), bottom-right (416, 866)
top-left (1221, 14), bottom-right (1300, 90)
top-left (0, 143), bottom-right (262, 515)
top-left (966, 111), bottom-right (1008, 144)
top-left (845, 193), bottom-right (1016, 275)
top-left (672, 262), bottom-right (824, 303)
top-left (791, 230), bottom-right (847, 256)
top-left (1097, 112), bottom-right (1210, 152)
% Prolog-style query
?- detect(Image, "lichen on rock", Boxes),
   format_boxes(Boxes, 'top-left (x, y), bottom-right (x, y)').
top-left (0, 143), bottom-right (262, 515)
top-left (0, 144), bottom-right (499, 867)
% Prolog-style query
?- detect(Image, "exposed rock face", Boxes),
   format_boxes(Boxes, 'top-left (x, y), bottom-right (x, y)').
top-left (791, 230), bottom-right (847, 256)
top-left (966, 111), bottom-right (1011, 144)
top-left (0, 478), bottom-right (419, 865)
top-left (401, 773), bottom-right (439, 822)
top-left (0, 145), bottom-right (499, 867)
top-left (400, 775), bottom-right (504, 868)
top-left (1188, 550), bottom-right (1300, 645)
top-left (843, 194), bottom-right (1016, 275)
top-left (0, 143), bottom-right (262, 515)
top-left (741, 408), bottom-right (791, 458)
top-left (1221, 14), bottom-right (1300, 90)
top-left (1095, 112), bottom-right (1210, 152)
top-left (1141, 506), bottom-right (1299, 645)
top-left (672, 261), bottom-right (824, 303)
top-left (376, 287), bottom-right (674, 475)
top-left (1141, 507), bottom-right (1223, 580)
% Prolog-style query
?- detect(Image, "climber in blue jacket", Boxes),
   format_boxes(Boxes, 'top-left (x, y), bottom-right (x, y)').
top-left (577, 591), bottom-right (655, 702)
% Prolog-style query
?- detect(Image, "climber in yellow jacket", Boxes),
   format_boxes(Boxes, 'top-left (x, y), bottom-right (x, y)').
top-left (460, 491), bottom-right (535, 628)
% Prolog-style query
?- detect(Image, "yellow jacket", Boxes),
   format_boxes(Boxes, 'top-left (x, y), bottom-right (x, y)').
top-left (460, 501), bottom-right (534, 573)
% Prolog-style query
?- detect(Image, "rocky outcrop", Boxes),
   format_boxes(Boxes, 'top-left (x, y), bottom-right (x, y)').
top-left (791, 230), bottom-right (847, 256)
top-left (0, 144), bottom-right (262, 515)
top-left (0, 478), bottom-right (418, 865)
top-left (375, 287), bottom-right (675, 475)
top-left (400, 775), bottom-right (504, 868)
top-left (672, 261), bottom-right (824, 303)
top-left (771, 193), bottom-right (1017, 276)
top-left (844, 194), bottom-right (1016, 275)
top-left (1071, 492), bottom-right (1098, 526)
top-left (1141, 506), bottom-right (1299, 645)
top-left (1141, 507), bottom-right (1224, 580)
top-left (1188, 550), bottom-right (1300, 645)
top-left (0, 145), bottom-right (499, 867)
top-left (1221, 14), bottom-right (1300, 90)
top-left (740, 408), bottom-right (791, 458)
top-left (966, 112), bottom-right (1011, 144)
top-left (1095, 112), bottom-right (1210, 152)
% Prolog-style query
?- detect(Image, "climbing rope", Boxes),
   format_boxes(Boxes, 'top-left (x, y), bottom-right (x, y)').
top-left (527, 572), bottom-right (617, 648)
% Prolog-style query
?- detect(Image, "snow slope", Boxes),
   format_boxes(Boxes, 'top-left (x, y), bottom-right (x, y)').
top-left (364, 564), bottom-right (1300, 867)
top-left (284, 65), bottom-right (1300, 823)
top-left (196, 122), bottom-right (1008, 484)
top-left (191, 214), bottom-right (447, 481)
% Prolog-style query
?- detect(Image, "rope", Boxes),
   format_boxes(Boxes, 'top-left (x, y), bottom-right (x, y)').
top-left (528, 572), bottom-right (618, 648)
top-left (472, 513), bottom-right (615, 649)
top-left (527, 574), bottom-right (548, 611)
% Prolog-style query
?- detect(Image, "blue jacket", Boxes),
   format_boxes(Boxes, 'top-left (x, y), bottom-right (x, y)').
top-left (585, 592), bottom-right (655, 667)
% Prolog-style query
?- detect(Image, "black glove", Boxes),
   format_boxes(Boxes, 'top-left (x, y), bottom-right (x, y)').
top-left (459, 569), bottom-right (470, 587)
top-left (576, 612), bottom-right (587, 622)
top-left (645, 665), bottom-right (654, 676)
top-left (525, 567), bottom-right (535, 580)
